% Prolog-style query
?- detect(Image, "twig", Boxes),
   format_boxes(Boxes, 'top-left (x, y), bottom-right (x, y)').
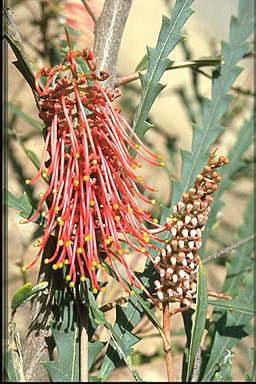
top-left (116, 57), bottom-right (222, 87)
top-left (116, 60), bottom-right (255, 97)
top-left (203, 234), bottom-right (255, 264)
top-left (207, 290), bottom-right (232, 300)
top-left (162, 302), bottom-right (176, 382)
top-left (191, 346), bottom-right (202, 382)
top-left (80, 0), bottom-right (96, 25)
top-left (93, 0), bottom-right (133, 88)
top-left (80, 318), bottom-right (89, 382)
top-left (99, 296), bottom-right (129, 313)
top-left (196, 68), bottom-right (255, 96)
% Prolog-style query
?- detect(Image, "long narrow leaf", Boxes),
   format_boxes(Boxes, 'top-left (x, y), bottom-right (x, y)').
top-left (186, 263), bottom-right (208, 381)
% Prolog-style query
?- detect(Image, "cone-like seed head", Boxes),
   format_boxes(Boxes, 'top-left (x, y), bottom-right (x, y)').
top-left (153, 148), bottom-right (229, 307)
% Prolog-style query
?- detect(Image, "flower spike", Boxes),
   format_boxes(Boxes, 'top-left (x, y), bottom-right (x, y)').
top-left (22, 48), bottom-right (165, 295)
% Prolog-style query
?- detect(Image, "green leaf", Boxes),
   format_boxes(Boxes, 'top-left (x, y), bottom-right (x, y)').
top-left (208, 299), bottom-right (254, 316)
top-left (135, 53), bottom-right (148, 72)
top-left (44, 291), bottom-right (80, 382)
top-left (200, 115), bottom-right (253, 258)
top-left (97, 262), bottom-right (164, 381)
top-left (88, 341), bottom-right (105, 371)
top-left (133, 0), bottom-right (195, 138)
top-left (11, 283), bottom-right (32, 311)
top-left (171, 0), bottom-right (254, 206)
top-left (211, 349), bottom-right (233, 382)
top-left (19, 142), bottom-right (41, 169)
top-left (186, 263), bottom-right (208, 381)
top-left (200, 191), bottom-right (254, 381)
top-left (88, 291), bottom-right (142, 381)
top-left (11, 282), bottom-right (48, 312)
top-left (4, 9), bottom-right (39, 105)
top-left (99, 300), bottom-right (141, 381)
top-left (5, 190), bottom-right (43, 224)
top-left (222, 193), bottom-right (254, 296)
top-left (201, 274), bottom-right (254, 382)
top-left (86, 283), bottom-right (143, 382)
top-left (89, 375), bottom-right (101, 382)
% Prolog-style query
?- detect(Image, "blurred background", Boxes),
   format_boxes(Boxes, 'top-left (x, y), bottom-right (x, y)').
top-left (6, 0), bottom-right (253, 381)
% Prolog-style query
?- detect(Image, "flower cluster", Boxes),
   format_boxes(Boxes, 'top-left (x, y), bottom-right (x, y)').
top-left (22, 48), bottom-right (165, 295)
top-left (153, 149), bottom-right (229, 307)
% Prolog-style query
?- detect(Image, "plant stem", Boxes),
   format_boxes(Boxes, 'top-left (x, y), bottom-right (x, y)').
top-left (80, 315), bottom-right (89, 382)
top-left (203, 234), bottom-right (255, 264)
top-left (93, 0), bottom-right (133, 88)
top-left (116, 57), bottom-right (222, 87)
top-left (162, 302), bottom-right (176, 382)
top-left (81, 0), bottom-right (97, 24)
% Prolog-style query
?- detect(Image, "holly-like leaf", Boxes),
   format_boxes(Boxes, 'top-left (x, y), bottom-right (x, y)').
top-left (86, 282), bottom-right (143, 382)
top-left (44, 291), bottom-right (80, 382)
top-left (133, 0), bottom-right (195, 139)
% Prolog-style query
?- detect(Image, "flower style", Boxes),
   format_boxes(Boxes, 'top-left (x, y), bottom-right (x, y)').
top-left (22, 47), bottom-right (166, 296)
top-left (153, 148), bottom-right (229, 308)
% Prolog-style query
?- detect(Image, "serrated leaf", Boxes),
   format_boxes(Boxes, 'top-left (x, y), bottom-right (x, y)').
top-left (99, 300), bottom-right (141, 380)
top-left (200, 192), bottom-right (254, 381)
top-left (222, 193), bottom-right (254, 296)
top-left (11, 283), bottom-right (32, 311)
top-left (133, 0), bottom-right (195, 139)
top-left (201, 274), bottom-right (254, 382)
top-left (5, 189), bottom-right (43, 224)
top-left (135, 53), bottom-right (148, 72)
top-left (186, 263), bottom-right (208, 381)
top-left (86, 282), bottom-right (142, 382)
top-left (44, 292), bottom-right (80, 382)
top-left (171, 0), bottom-right (254, 206)
top-left (200, 116), bottom-right (253, 258)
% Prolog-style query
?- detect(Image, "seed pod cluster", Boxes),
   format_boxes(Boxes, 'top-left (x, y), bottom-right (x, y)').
top-left (154, 149), bottom-right (229, 307)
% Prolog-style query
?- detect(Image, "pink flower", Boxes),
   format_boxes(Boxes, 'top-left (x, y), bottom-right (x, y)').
top-left (22, 48), bottom-right (166, 298)
top-left (61, 0), bottom-right (104, 48)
